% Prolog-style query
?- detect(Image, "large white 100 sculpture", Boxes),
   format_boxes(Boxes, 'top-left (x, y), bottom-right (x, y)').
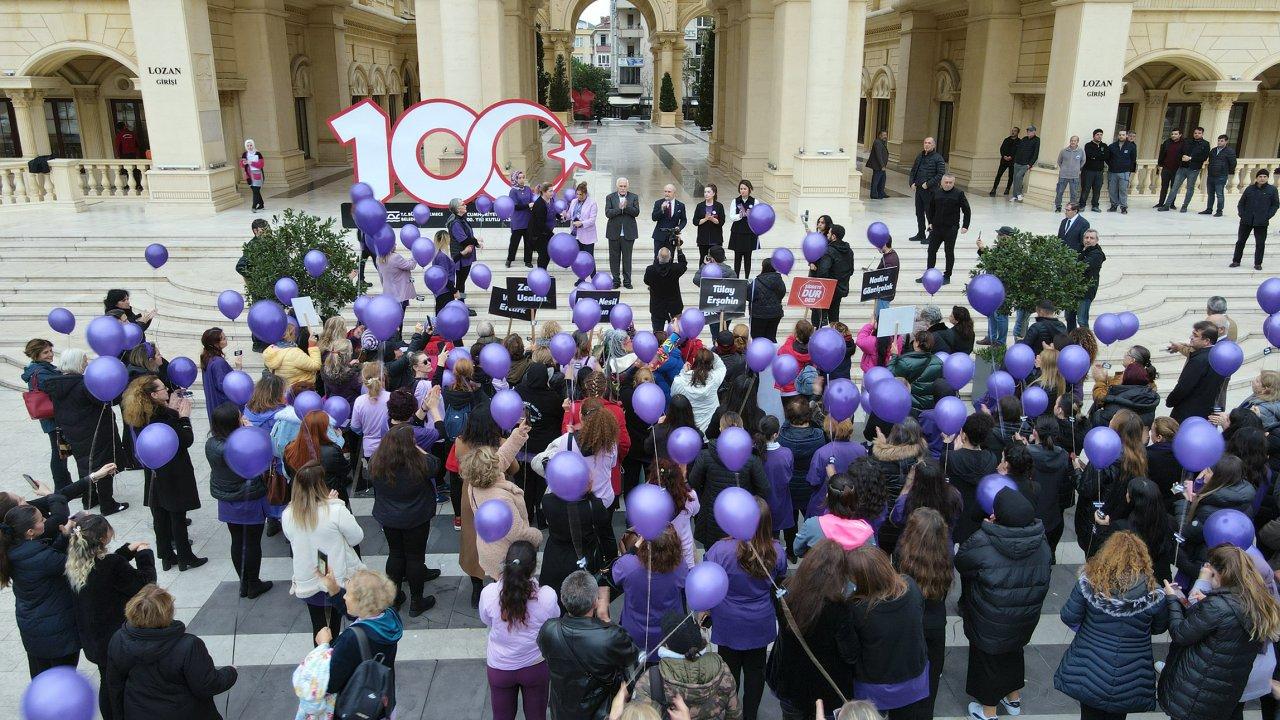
top-left (328, 98), bottom-right (593, 207)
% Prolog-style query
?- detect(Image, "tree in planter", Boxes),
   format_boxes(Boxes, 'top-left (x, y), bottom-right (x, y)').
top-left (659, 72), bottom-right (678, 113)
top-left (970, 230), bottom-right (1091, 323)
top-left (549, 55), bottom-right (571, 112)
top-left (238, 209), bottom-right (360, 319)
top-left (696, 24), bottom-right (715, 129)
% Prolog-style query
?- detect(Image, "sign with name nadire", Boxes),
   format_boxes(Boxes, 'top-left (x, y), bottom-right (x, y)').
top-left (860, 265), bottom-right (899, 302)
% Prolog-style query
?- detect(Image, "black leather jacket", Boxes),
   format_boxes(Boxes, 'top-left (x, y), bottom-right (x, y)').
top-left (538, 616), bottom-right (639, 719)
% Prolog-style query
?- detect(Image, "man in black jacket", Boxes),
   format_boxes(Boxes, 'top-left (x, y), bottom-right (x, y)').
top-left (908, 136), bottom-right (946, 242)
top-left (538, 570), bottom-right (638, 720)
top-left (989, 127), bottom-right (1020, 196)
top-left (643, 246), bottom-right (688, 331)
top-left (1165, 320), bottom-right (1221, 421)
top-left (920, 174), bottom-right (970, 284)
top-left (1022, 300), bottom-right (1066, 355)
top-left (1160, 126), bottom-right (1211, 213)
top-left (1010, 125), bottom-right (1040, 202)
top-left (1067, 229), bottom-right (1105, 332)
top-left (813, 224), bottom-right (855, 324)
top-left (1202, 134), bottom-right (1239, 216)
top-left (867, 129), bottom-right (890, 199)
top-left (1081, 129), bottom-right (1108, 212)
top-left (1105, 130), bottom-right (1137, 213)
top-left (1233, 169), bottom-right (1280, 270)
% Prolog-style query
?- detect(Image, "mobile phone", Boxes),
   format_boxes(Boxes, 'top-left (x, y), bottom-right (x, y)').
top-left (177, 389), bottom-right (193, 399)
top-left (316, 550), bottom-right (329, 576)
top-left (234, 350), bottom-right (243, 356)
top-left (415, 295), bottom-right (426, 302)
top-left (22, 474), bottom-right (38, 491)
top-left (1101, 362), bottom-right (1111, 370)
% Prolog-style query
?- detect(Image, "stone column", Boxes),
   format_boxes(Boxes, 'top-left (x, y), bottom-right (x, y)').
top-left (888, 10), bottom-right (937, 167)
top-left (306, 2), bottom-right (352, 165)
top-left (1250, 91), bottom-right (1280, 160)
top-left (948, 0), bottom-right (1022, 188)
top-left (500, 0), bottom-right (536, 174)
top-left (1023, 0), bottom-right (1133, 208)
top-left (1199, 93), bottom-right (1239, 145)
top-left (708, 10), bottom-right (729, 166)
top-left (7, 89), bottom-right (51, 157)
top-left (760, 0), bottom-right (810, 204)
top-left (1137, 89), bottom-right (1167, 157)
top-left (70, 86), bottom-right (108, 158)
top-left (127, 0), bottom-right (239, 210)
top-left (232, 0), bottom-right (308, 192)
top-left (728, 0), bottom-right (775, 182)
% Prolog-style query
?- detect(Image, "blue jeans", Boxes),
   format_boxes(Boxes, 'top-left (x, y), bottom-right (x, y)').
top-left (1067, 298), bottom-right (1092, 332)
top-left (1207, 175), bottom-right (1228, 213)
top-left (990, 313), bottom-right (1009, 344)
top-left (870, 169), bottom-right (887, 199)
top-left (1167, 168), bottom-right (1200, 209)
top-left (1014, 309), bottom-right (1029, 337)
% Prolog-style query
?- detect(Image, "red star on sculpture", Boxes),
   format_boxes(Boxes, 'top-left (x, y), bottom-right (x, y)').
top-left (549, 133), bottom-right (592, 176)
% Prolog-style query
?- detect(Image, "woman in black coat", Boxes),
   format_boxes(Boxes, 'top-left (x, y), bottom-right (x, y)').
top-left (369, 425), bottom-right (441, 616)
top-left (689, 416), bottom-right (769, 548)
top-left (122, 374), bottom-right (205, 571)
top-left (107, 584), bottom-right (237, 720)
top-left (0, 504), bottom-right (80, 677)
top-left (1146, 416), bottom-right (1182, 514)
top-left (207, 402), bottom-right (272, 598)
top-left (728, 180), bottom-right (759, 279)
top-left (1095, 477), bottom-right (1177, 584)
top-left (749, 259), bottom-right (787, 343)
top-left (540, 479), bottom-right (616, 615)
top-left (692, 184), bottom-right (725, 261)
top-left (43, 350), bottom-right (127, 513)
top-left (845, 547), bottom-right (931, 717)
top-left (1176, 454), bottom-right (1257, 580)
top-left (66, 514), bottom-right (156, 720)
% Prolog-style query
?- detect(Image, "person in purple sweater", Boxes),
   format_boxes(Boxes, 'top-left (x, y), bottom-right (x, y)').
top-left (446, 199), bottom-right (479, 311)
top-left (794, 460), bottom-right (887, 558)
top-left (199, 327), bottom-right (240, 423)
top-left (759, 416), bottom-right (794, 541)
top-left (705, 498), bottom-right (787, 720)
top-left (609, 526), bottom-right (689, 660)
top-left (804, 417), bottom-right (868, 517)
top-left (506, 171), bottom-right (536, 268)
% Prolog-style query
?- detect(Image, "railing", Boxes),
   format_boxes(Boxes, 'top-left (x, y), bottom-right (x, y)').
top-left (0, 158), bottom-right (151, 209)
top-left (0, 161), bottom-right (56, 205)
top-left (1128, 158), bottom-right (1280, 196)
top-left (77, 160), bottom-right (150, 199)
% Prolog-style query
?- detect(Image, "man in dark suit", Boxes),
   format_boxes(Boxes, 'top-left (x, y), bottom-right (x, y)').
top-left (908, 136), bottom-right (946, 243)
top-left (1165, 320), bottom-right (1221, 421)
top-left (1057, 203), bottom-right (1090, 252)
top-left (867, 130), bottom-right (890, 199)
top-left (989, 127), bottom-right (1019, 196)
top-left (651, 184), bottom-right (687, 259)
top-left (604, 177), bottom-right (640, 289)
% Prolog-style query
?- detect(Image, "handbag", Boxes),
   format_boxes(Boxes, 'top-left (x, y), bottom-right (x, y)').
top-left (265, 464), bottom-right (288, 505)
top-left (23, 375), bottom-right (54, 421)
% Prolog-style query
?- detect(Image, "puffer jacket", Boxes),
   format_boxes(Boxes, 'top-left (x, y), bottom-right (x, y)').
top-left (8, 536), bottom-right (79, 659)
top-left (870, 437), bottom-right (926, 496)
top-left (775, 335), bottom-right (811, 395)
top-left (750, 272), bottom-right (787, 320)
top-left (262, 343), bottom-right (321, 388)
top-left (514, 362), bottom-right (566, 454)
top-left (106, 621), bottom-right (236, 720)
top-left (689, 441), bottom-right (769, 547)
top-left (888, 351), bottom-right (943, 411)
top-left (538, 616), bottom-right (639, 720)
top-left (205, 436), bottom-right (267, 502)
top-left (1241, 394), bottom-right (1280, 432)
top-left (1090, 383), bottom-right (1160, 428)
top-left (1054, 575), bottom-right (1169, 713)
top-left (43, 372), bottom-right (122, 463)
top-left (320, 362), bottom-right (361, 405)
top-left (815, 240), bottom-right (856, 297)
top-left (1026, 443), bottom-right (1072, 534)
top-left (1158, 590), bottom-right (1263, 720)
top-left (22, 360), bottom-right (60, 433)
top-left (1176, 480), bottom-right (1256, 578)
top-left (632, 653), bottom-right (743, 720)
top-left (955, 519), bottom-right (1053, 654)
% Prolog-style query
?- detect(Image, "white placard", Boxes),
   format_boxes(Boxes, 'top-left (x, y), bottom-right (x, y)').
top-left (292, 296), bottom-right (322, 328)
top-left (877, 305), bottom-right (916, 337)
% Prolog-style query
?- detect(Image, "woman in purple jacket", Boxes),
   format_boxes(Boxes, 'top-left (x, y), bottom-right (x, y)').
top-left (506, 171), bottom-right (535, 268)
top-left (705, 498), bottom-right (787, 720)
top-left (566, 181), bottom-right (598, 255)
top-left (199, 327), bottom-right (240, 423)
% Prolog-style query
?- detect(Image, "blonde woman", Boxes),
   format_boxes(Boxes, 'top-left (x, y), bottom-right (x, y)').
top-left (263, 322), bottom-right (321, 389)
top-left (1235, 370), bottom-right (1280, 431)
top-left (430, 229), bottom-right (459, 312)
top-left (351, 362), bottom-right (391, 493)
top-left (282, 462), bottom-right (365, 640)
top-left (462, 446), bottom-right (543, 580)
top-left (315, 569), bottom-right (404, 716)
top-left (316, 316), bottom-right (350, 357)
top-left (1031, 347), bottom-right (1067, 412)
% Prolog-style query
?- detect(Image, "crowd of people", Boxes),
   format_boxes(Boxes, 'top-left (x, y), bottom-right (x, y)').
top-left (8, 170), bottom-right (1280, 720)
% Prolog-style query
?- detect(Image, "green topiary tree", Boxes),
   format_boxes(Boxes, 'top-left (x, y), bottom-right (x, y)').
top-left (971, 230), bottom-right (1090, 318)
top-left (572, 57), bottom-right (616, 119)
top-left (696, 24), bottom-right (715, 129)
top-left (238, 209), bottom-right (360, 319)
top-left (659, 72), bottom-right (678, 113)
top-left (549, 55), bottom-right (571, 111)
top-left (536, 31), bottom-right (549, 107)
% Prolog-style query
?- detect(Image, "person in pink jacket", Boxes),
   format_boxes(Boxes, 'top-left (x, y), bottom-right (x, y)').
top-left (376, 247), bottom-right (417, 336)
top-left (566, 181), bottom-right (598, 255)
top-left (239, 138), bottom-right (266, 211)
top-left (856, 313), bottom-right (905, 373)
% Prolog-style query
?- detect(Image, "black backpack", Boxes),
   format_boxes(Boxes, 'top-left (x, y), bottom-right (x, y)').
top-left (334, 626), bottom-right (392, 720)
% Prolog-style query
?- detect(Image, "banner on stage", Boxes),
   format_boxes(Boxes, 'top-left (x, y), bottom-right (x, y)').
top-left (698, 278), bottom-right (749, 318)
top-left (576, 290), bottom-right (621, 322)
top-left (859, 266), bottom-right (899, 302)
top-left (489, 286), bottom-right (534, 320)
top-left (505, 277), bottom-right (558, 309)
top-left (787, 277), bottom-right (836, 310)
top-left (877, 306), bottom-right (916, 337)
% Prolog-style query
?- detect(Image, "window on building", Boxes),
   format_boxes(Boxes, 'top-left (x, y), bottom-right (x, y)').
top-left (621, 67), bottom-right (640, 85)
top-left (599, 34), bottom-right (607, 46)
top-left (1227, 102), bottom-right (1248, 155)
top-left (575, 37), bottom-right (583, 48)
top-left (1114, 103), bottom-right (1134, 137)
top-left (597, 54), bottom-right (609, 66)
top-left (874, 99), bottom-right (890, 137)
top-left (44, 98), bottom-right (82, 158)
top-left (936, 101), bottom-right (954, 160)
top-left (109, 99), bottom-right (149, 155)
top-left (403, 74), bottom-right (415, 111)
top-left (0, 99), bottom-right (19, 157)
top-left (858, 98), bottom-right (867, 144)
top-left (627, 44), bottom-right (636, 57)
top-left (387, 95), bottom-right (399, 123)
top-left (1162, 103), bottom-right (1201, 139)
top-left (295, 97), bottom-right (311, 159)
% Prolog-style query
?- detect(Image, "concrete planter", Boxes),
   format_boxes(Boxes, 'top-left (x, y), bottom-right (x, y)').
top-left (659, 111), bottom-right (677, 128)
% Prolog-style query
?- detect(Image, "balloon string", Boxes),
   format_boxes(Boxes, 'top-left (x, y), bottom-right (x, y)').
top-left (1173, 469), bottom-right (1192, 570)
top-left (644, 543), bottom-right (653, 658)
top-left (627, 610), bottom-right (697, 683)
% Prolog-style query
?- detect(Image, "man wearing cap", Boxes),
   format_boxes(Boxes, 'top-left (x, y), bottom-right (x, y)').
top-left (976, 226), bottom-right (1018, 346)
top-left (1010, 126), bottom-right (1040, 203)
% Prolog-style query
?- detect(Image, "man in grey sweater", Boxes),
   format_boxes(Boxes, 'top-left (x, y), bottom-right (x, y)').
top-left (1054, 135), bottom-right (1085, 211)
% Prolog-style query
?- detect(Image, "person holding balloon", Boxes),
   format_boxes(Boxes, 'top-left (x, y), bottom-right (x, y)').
top-left (198, 328), bottom-right (241, 423)
top-left (1175, 455), bottom-right (1257, 582)
top-left (748, 258), bottom-right (787, 342)
top-left (446, 198), bottom-right (481, 313)
top-left (610, 525), bottom-right (688, 661)
top-left (892, 508), bottom-right (954, 717)
top-left (1074, 409), bottom-right (1146, 555)
top-left (467, 443), bottom-right (546, 582)
top-left (811, 224), bottom-right (855, 326)
top-left (1023, 416), bottom-right (1073, 555)
top-left (794, 460), bottom-right (885, 558)
top-left (728, 180), bottom-right (759, 278)
top-left (43, 349), bottom-right (128, 514)
top-left (534, 397), bottom-right (622, 510)
top-left (690, 417), bottom-right (769, 548)
top-left (1093, 477), bottom-right (1176, 583)
top-left (206, 402), bottom-right (273, 598)
top-left (802, 417), bottom-right (870, 518)
top-left (103, 289), bottom-right (156, 333)
top-left (375, 239), bottom-right (417, 321)
top-left (21, 338), bottom-right (74, 490)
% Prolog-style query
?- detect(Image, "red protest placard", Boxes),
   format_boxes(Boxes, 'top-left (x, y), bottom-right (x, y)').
top-left (787, 277), bottom-right (837, 309)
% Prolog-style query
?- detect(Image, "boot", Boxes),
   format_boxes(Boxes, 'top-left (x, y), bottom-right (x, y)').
top-left (470, 576), bottom-right (483, 608)
top-left (409, 595), bottom-right (437, 617)
top-left (244, 580), bottom-right (273, 599)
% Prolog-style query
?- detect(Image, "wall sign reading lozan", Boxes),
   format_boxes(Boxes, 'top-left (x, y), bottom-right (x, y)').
top-left (147, 66), bottom-right (182, 86)
top-left (1081, 79), bottom-right (1113, 98)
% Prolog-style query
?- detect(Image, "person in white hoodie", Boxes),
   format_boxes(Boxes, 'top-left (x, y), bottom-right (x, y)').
top-left (531, 398), bottom-right (620, 508)
top-left (671, 347), bottom-right (727, 433)
top-left (282, 463), bottom-right (365, 641)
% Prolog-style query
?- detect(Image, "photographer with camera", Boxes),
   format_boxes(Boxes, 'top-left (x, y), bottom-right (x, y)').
top-left (644, 246), bottom-right (689, 333)
top-left (651, 184), bottom-right (688, 259)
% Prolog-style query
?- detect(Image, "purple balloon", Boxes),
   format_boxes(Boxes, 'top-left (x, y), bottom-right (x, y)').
top-left (412, 203), bottom-right (432, 226)
top-left (942, 353), bottom-right (975, 390)
top-left (222, 370), bottom-right (254, 405)
top-left (1205, 509), bottom-right (1255, 549)
top-left (549, 333), bottom-right (577, 366)
top-left (870, 380), bottom-right (911, 423)
top-left (84, 356), bottom-right (127, 402)
top-left (302, 250), bottom-right (328, 279)
top-left (747, 203), bottom-right (775, 235)
top-left (447, 347), bottom-right (470, 369)
top-left (686, 561), bottom-right (730, 611)
top-left (572, 252), bottom-right (596, 279)
top-left (633, 382), bottom-right (666, 425)
top-left (573, 298), bottom-right (602, 333)
top-left (772, 355), bottom-right (800, 386)
top-left (746, 338), bottom-right (776, 372)
top-left (350, 182), bottom-right (374, 202)
top-left (475, 499), bottom-right (514, 543)
top-left (717, 427), bottom-right (754, 472)
top-left (423, 266), bottom-right (449, 294)
top-left (469, 263), bottom-right (492, 290)
top-left (371, 225), bottom-right (395, 256)
top-left (494, 195), bottom-right (516, 221)
top-left (217, 290), bottom-right (245, 321)
top-left (364, 295), bottom-right (404, 341)
top-left (633, 331), bottom-right (659, 363)
top-left (801, 232), bottom-right (827, 263)
top-left (86, 315), bottom-right (126, 357)
top-left (21, 666), bottom-right (95, 720)
top-left (921, 268), bottom-right (944, 295)
top-left (527, 268), bottom-right (552, 297)
top-left (701, 262), bottom-right (725, 280)
top-left (715, 486), bottom-right (761, 541)
top-left (274, 277), bottom-right (299, 306)
top-left (977, 474), bottom-right (1019, 515)
top-left (987, 370), bottom-right (1016, 399)
top-left (48, 307), bottom-right (75, 334)
top-left (442, 369), bottom-right (455, 387)
top-left (490, 388), bottom-right (524, 431)
top-left (1259, 277), bottom-right (1280, 314)
top-left (667, 426), bottom-right (703, 464)
top-left (1209, 340), bottom-right (1244, 376)
top-left (120, 321), bottom-right (143, 350)
top-left (479, 343), bottom-right (512, 380)
top-left (1116, 311), bottom-right (1139, 340)
top-left (144, 242), bottom-right (168, 269)
top-left (771, 248), bottom-right (794, 275)
top-left (436, 304), bottom-right (470, 341)
top-left (1084, 426), bottom-right (1123, 468)
top-left (1174, 418), bottom-right (1224, 471)
top-left (823, 378), bottom-right (860, 421)
top-left (1266, 313), bottom-right (1280, 347)
top-left (353, 198), bottom-right (388, 235)
top-left (409, 238), bottom-right (436, 267)
top-left (1022, 386), bottom-right (1050, 418)
top-left (1058, 344), bottom-right (1091, 383)
top-left (809, 327), bottom-right (846, 373)
top-left (1003, 343), bottom-right (1036, 379)
top-left (547, 451), bottom-right (590, 501)
top-left (866, 221), bottom-right (891, 249)
top-left (1092, 313), bottom-right (1121, 345)
top-left (323, 396), bottom-right (351, 426)
top-left (475, 195), bottom-right (494, 214)
top-left (293, 390), bottom-right (324, 418)
top-left (225, 426), bottom-right (273, 478)
top-left (592, 272), bottom-right (614, 291)
top-left (353, 295), bottom-right (371, 322)
top-left (967, 274), bottom-right (1006, 316)
top-left (247, 300), bottom-right (287, 344)
top-left (680, 307), bottom-right (706, 340)
top-left (628, 484), bottom-right (676, 541)
top-left (167, 356), bottom-right (197, 388)
top-left (400, 223), bottom-right (421, 249)
top-left (611, 302), bottom-right (634, 331)
top-left (549, 233), bottom-right (579, 267)
top-left (933, 396), bottom-right (967, 435)
top-left (865, 366), bottom-right (893, 388)
top-left (563, 187), bottom-right (577, 202)
top-left (552, 198), bottom-right (568, 214)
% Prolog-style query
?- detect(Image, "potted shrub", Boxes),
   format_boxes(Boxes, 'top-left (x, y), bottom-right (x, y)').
top-left (548, 55), bottom-right (573, 127)
top-left (238, 209), bottom-right (361, 322)
top-left (658, 72), bottom-right (678, 128)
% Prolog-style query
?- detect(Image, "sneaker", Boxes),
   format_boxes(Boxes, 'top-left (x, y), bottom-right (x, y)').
top-left (967, 702), bottom-right (996, 720)
top-left (624, 282), bottom-right (633, 289)
top-left (999, 697), bottom-right (1022, 716)
top-left (505, 260), bottom-right (512, 267)
top-left (1107, 205), bottom-right (1117, 212)
top-left (1091, 206), bottom-right (1100, 212)
top-left (1215, 211), bottom-right (1223, 217)
top-left (1198, 209), bottom-right (1213, 215)
top-left (914, 277), bottom-right (924, 284)
top-left (354, 487), bottom-right (375, 499)
top-left (942, 275), bottom-right (952, 285)
top-left (1003, 190), bottom-right (1010, 196)
top-left (1015, 195), bottom-right (1024, 202)
top-left (409, 595), bottom-right (437, 617)
top-left (467, 308), bottom-right (477, 317)
top-left (453, 516), bottom-right (462, 531)
top-left (1157, 205), bottom-right (1171, 212)
top-left (1179, 207), bottom-right (1188, 213)
top-left (1121, 207), bottom-right (1128, 214)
